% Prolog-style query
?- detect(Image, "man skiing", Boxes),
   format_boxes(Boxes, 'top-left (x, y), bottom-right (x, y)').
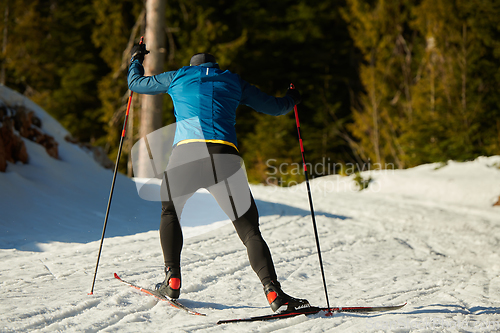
top-left (127, 42), bottom-right (309, 313)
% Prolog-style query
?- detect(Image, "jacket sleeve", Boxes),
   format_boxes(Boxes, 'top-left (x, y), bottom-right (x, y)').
top-left (128, 60), bottom-right (177, 95)
top-left (239, 77), bottom-right (295, 116)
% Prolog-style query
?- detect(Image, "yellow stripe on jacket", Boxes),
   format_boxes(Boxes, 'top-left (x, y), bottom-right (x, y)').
top-left (176, 139), bottom-right (239, 152)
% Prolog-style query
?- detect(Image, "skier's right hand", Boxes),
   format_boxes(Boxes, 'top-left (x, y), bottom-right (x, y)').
top-left (286, 87), bottom-right (302, 105)
top-left (131, 43), bottom-right (150, 64)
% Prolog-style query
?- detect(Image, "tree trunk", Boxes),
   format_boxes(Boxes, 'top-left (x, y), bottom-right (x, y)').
top-left (369, 59), bottom-right (381, 165)
top-left (137, 0), bottom-right (166, 178)
top-left (1, 2), bottom-right (8, 85)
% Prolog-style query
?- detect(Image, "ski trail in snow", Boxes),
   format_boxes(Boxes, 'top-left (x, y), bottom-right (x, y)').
top-left (38, 259), bottom-right (57, 280)
top-left (78, 296), bottom-right (160, 333)
top-left (13, 299), bottom-right (100, 332)
top-left (2, 164), bottom-right (500, 331)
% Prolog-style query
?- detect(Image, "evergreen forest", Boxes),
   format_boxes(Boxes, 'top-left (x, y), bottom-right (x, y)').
top-left (1, 0), bottom-right (499, 184)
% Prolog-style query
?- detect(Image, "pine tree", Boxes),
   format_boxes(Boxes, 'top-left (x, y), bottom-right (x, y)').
top-left (405, 0), bottom-right (500, 164)
top-left (1, 0), bottom-right (105, 142)
top-left (342, 0), bottom-right (414, 168)
top-left (91, 0), bottom-right (143, 170)
top-left (343, 0), bottom-right (500, 168)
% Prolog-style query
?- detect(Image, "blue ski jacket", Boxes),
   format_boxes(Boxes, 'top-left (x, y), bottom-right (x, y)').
top-left (128, 60), bottom-right (295, 149)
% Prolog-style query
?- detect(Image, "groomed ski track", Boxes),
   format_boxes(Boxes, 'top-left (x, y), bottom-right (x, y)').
top-left (2, 174), bottom-right (500, 332)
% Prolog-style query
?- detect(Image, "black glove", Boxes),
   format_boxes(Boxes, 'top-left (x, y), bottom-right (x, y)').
top-left (130, 43), bottom-right (150, 64)
top-left (286, 87), bottom-right (302, 105)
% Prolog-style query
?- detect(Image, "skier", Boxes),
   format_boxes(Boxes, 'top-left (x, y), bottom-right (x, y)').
top-left (128, 43), bottom-right (309, 313)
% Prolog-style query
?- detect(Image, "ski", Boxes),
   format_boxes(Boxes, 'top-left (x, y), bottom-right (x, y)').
top-left (217, 303), bottom-right (406, 324)
top-left (114, 273), bottom-right (206, 316)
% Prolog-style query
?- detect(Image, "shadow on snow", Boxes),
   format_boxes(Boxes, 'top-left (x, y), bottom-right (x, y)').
top-left (0, 191), bottom-right (350, 252)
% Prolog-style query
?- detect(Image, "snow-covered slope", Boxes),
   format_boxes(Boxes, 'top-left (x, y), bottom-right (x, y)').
top-left (1, 86), bottom-right (500, 332)
top-left (0, 86), bottom-right (232, 251)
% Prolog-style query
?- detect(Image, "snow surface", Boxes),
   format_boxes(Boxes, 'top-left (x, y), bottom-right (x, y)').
top-left (1, 85), bottom-right (500, 332)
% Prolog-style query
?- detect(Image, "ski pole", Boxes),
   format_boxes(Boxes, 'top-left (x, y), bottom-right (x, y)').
top-left (89, 37), bottom-right (143, 295)
top-left (290, 83), bottom-right (331, 312)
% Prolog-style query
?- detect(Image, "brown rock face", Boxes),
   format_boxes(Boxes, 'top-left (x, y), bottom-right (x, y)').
top-left (0, 134), bottom-right (6, 172)
top-left (14, 106), bottom-right (59, 159)
top-left (0, 118), bottom-right (29, 167)
top-left (0, 104), bottom-right (59, 172)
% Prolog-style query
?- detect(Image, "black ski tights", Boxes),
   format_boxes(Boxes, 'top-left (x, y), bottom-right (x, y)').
top-left (159, 143), bottom-right (278, 286)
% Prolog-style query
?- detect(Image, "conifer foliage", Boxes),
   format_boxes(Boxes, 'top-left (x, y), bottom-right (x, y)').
top-left (0, 0), bottom-right (498, 179)
top-left (343, 0), bottom-right (500, 168)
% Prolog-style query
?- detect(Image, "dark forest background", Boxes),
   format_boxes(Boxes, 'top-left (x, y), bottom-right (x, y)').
top-left (1, 0), bottom-right (499, 184)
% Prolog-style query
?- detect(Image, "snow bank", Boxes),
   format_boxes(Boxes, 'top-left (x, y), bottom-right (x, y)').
top-left (367, 156), bottom-right (500, 208)
top-left (291, 156), bottom-right (500, 209)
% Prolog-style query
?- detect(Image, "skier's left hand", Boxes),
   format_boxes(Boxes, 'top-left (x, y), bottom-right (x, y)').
top-left (131, 43), bottom-right (150, 64)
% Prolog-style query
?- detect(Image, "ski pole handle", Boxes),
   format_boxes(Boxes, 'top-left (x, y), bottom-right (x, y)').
top-left (290, 83), bottom-right (306, 170)
top-left (289, 83), bottom-right (302, 132)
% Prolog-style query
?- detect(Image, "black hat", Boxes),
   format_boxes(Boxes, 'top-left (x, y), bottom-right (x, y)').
top-left (190, 53), bottom-right (217, 66)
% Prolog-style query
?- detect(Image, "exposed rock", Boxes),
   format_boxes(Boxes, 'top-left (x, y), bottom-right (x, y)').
top-left (0, 103), bottom-right (58, 172)
top-left (0, 118), bottom-right (29, 167)
top-left (494, 197), bottom-right (500, 207)
top-left (13, 106), bottom-right (58, 159)
top-left (0, 133), bottom-right (6, 172)
top-left (1, 103), bottom-right (112, 172)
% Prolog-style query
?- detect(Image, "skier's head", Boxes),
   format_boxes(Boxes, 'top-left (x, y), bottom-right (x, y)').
top-left (190, 53), bottom-right (217, 66)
